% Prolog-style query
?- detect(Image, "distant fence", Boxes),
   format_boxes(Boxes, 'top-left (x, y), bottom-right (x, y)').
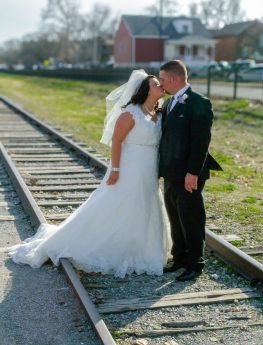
top-left (0, 67), bottom-right (262, 102)
top-left (203, 66), bottom-right (263, 102)
top-left (0, 67), bottom-right (142, 83)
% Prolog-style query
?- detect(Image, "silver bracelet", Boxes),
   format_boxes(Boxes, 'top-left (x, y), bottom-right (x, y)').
top-left (111, 167), bottom-right (120, 172)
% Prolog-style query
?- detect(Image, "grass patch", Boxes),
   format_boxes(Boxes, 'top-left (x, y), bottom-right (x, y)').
top-left (0, 73), bottom-right (115, 155)
top-left (242, 196), bottom-right (257, 204)
top-left (205, 98), bottom-right (263, 243)
top-left (225, 99), bottom-right (250, 110)
top-left (206, 182), bottom-right (236, 193)
top-left (110, 329), bottom-right (125, 338)
top-left (213, 98), bottom-right (263, 126)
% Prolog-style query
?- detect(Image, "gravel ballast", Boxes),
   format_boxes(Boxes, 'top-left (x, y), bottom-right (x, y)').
top-left (0, 160), bottom-right (100, 345)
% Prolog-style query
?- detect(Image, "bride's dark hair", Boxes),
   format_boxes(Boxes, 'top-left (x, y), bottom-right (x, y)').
top-left (123, 75), bottom-right (159, 111)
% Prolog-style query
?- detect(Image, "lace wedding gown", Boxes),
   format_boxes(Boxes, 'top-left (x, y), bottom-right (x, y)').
top-left (8, 104), bottom-right (170, 277)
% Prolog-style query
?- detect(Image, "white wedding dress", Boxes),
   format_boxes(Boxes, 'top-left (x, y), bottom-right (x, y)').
top-left (8, 104), bottom-right (170, 277)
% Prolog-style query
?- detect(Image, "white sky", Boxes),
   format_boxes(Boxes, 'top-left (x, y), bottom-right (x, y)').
top-left (0, 0), bottom-right (262, 45)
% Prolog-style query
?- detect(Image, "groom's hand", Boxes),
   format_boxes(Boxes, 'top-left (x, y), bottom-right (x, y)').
top-left (106, 171), bottom-right (119, 185)
top-left (185, 173), bottom-right (198, 193)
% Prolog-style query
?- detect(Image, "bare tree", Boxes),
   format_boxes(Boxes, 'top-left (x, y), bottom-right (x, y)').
top-left (199, 0), bottom-right (225, 28)
top-left (0, 0), bottom-right (117, 66)
top-left (188, 0), bottom-right (246, 29)
top-left (145, 0), bottom-right (178, 17)
top-left (41, 0), bottom-right (83, 38)
top-left (224, 0), bottom-right (246, 25)
top-left (19, 33), bottom-right (58, 66)
top-left (0, 39), bottom-right (21, 65)
top-left (83, 4), bottom-right (116, 64)
top-left (189, 2), bottom-right (199, 17)
top-left (40, 0), bottom-right (83, 62)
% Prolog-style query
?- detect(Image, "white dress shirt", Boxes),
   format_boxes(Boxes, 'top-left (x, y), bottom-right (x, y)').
top-left (168, 83), bottom-right (190, 112)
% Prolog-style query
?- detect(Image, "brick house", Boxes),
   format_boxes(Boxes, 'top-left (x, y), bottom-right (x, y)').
top-left (114, 15), bottom-right (216, 67)
top-left (211, 20), bottom-right (263, 61)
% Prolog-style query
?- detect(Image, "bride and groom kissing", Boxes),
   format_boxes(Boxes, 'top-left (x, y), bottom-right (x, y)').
top-left (8, 60), bottom-right (222, 282)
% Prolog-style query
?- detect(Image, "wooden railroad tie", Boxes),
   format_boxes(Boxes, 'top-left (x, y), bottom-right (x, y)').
top-left (121, 322), bottom-right (263, 337)
top-left (98, 288), bottom-right (262, 314)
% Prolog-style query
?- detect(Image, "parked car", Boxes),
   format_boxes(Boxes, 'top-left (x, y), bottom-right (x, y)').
top-left (228, 64), bottom-right (263, 81)
top-left (188, 62), bottom-right (221, 78)
top-left (217, 60), bottom-right (231, 72)
top-left (0, 63), bottom-right (8, 70)
top-left (229, 59), bottom-right (256, 72)
top-left (13, 64), bottom-right (25, 71)
top-left (238, 65), bottom-right (263, 81)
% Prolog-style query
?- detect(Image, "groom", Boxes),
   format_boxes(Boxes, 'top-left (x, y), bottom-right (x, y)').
top-left (159, 60), bottom-right (222, 282)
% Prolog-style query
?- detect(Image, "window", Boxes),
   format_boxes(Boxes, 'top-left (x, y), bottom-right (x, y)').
top-left (192, 45), bottom-right (198, 56)
top-left (179, 45), bottom-right (185, 55)
top-left (173, 20), bottom-right (193, 34)
top-left (183, 25), bottom-right (189, 33)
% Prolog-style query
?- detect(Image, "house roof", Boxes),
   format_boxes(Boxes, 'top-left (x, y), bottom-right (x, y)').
top-left (211, 21), bottom-right (258, 37)
top-left (122, 15), bottom-right (212, 39)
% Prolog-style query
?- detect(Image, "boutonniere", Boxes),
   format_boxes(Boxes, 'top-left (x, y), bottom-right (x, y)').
top-left (178, 94), bottom-right (188, 104)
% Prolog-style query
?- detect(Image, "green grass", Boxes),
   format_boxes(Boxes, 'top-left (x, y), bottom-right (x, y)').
top-left (0, 74), bottom-right (115, 155)
top-left (0, 73), bottom-right (262, 245)
top-left (206, 97), bottom-right (263, 240)
top-left (206, 182), bottom-right (236, 193)
top-left (242, 196), bottom-right (257, 204)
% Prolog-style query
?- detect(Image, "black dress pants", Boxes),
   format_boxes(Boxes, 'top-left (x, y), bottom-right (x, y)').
top-left (164, 179), bottom-right (206, 271)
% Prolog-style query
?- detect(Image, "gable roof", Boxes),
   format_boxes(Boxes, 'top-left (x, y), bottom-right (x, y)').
top-left (211, 21), bottom-right (257, 37)
top-left (122, 15), bottom-right (212, 39)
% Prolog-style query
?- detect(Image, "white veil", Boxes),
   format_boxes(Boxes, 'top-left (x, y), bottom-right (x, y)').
top-left (100, 69), bottom-right (148, 146)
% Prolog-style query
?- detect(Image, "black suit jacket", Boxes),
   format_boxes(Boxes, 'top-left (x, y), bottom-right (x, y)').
top-left (159, 87), bottom-right (222, 181)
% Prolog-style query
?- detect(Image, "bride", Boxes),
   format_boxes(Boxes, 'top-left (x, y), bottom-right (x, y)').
top-left (8, 70), bottom-right (170, 278)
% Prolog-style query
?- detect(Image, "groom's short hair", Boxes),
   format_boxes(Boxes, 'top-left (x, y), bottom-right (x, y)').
top-left (160, 60), bottom-right (188, 80)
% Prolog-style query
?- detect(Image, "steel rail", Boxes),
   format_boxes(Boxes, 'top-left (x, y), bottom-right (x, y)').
top-left (206, 229), bottom-right (263, 281)
top-left (1, 95), bottom-right (263, 283)
top-left (0, 95), bottom-right (108, 170)
top-left (0, 142), bottom-right (116, 345)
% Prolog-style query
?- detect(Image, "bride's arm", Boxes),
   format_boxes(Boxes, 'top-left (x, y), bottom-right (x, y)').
top-left (106, 112), bottom-right (135, 185)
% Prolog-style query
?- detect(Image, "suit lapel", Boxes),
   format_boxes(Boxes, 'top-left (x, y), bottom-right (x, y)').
top-left (162, 87), bottom-right (192, 130)
top-left (163, 102), bottom-right (183, 129)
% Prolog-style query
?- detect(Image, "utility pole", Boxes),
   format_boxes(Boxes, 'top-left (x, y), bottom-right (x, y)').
top-left (93, 34), bottom-right (98, 65)
top-left (160, 0), bottom-right (164, 18)
top-left (159, 0), bottom-right (164, 62)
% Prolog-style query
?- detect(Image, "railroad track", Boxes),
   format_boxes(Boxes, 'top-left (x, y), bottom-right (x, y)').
top-left (0, 95), bottom-right (263, 345)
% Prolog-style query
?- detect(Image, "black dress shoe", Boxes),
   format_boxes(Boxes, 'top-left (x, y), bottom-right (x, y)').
top-left (163, 262), bottom-right (185, 273)
top-left (176, 269), bottom-right (202, 281)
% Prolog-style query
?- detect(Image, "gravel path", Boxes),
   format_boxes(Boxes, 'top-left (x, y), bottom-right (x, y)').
top-left (0, 160), bottom-right (100, 345)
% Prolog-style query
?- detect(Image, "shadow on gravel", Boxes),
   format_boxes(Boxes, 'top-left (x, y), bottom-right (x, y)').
top-left (0, 219), bottom-right (100, 345)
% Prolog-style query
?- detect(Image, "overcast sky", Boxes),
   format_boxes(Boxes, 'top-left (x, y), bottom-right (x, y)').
top-left (0, 0), bottom-right (262, 45)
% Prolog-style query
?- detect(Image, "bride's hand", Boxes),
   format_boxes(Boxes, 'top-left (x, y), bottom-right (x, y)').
top-left (106, 171), bottom-right (119, 185)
